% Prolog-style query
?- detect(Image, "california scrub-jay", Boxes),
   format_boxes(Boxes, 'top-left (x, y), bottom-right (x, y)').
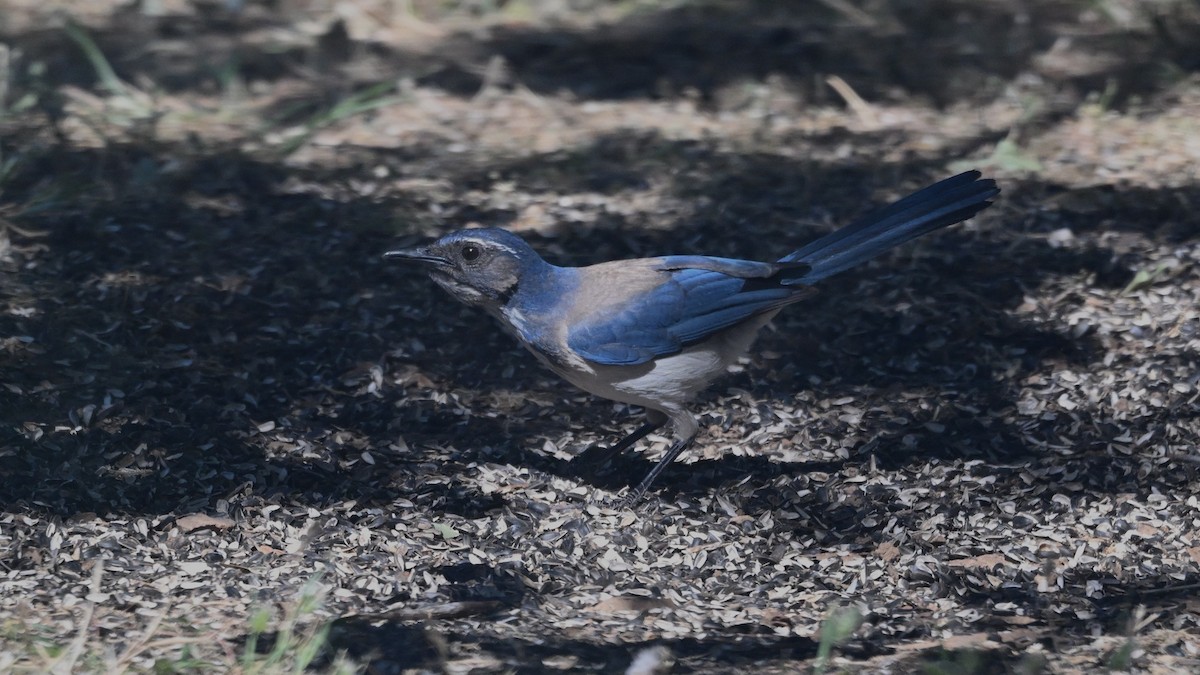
top-left (386, 170), bottom-right (999, 504)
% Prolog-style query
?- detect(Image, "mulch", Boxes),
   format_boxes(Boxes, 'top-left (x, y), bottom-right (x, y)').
top-left (2, 1), bottom-right (1200, 672)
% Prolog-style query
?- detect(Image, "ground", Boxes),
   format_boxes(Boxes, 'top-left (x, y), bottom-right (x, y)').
top-left (1, 0), bottom-right (1200, 672)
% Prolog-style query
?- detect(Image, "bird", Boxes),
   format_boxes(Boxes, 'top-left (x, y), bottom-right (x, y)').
top-left (385, 170), bottom-right (999, 505)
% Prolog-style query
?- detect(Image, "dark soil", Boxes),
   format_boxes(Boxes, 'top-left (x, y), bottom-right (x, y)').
top-left (1, 1), bottom-right (1199, 672)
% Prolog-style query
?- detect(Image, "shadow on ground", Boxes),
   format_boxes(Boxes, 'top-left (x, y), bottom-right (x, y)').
top-left (1, 128), bottom-right (1195, 519)
top-left (323, 619), bottom-right (823, 673)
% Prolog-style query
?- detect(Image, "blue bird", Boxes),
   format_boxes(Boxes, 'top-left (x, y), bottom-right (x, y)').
top-left (386, 171), bottom-right (999, 504)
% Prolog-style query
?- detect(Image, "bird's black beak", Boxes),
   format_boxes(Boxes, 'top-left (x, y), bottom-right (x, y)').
top-left (383, 246), bottom-right (451, 268)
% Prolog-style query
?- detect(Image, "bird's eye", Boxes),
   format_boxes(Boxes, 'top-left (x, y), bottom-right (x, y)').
top-left (461, 244), bottom-right (481, 262)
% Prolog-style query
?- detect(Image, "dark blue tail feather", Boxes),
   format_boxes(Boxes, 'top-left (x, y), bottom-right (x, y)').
top-left (780, 171), bottom-right (999, 283)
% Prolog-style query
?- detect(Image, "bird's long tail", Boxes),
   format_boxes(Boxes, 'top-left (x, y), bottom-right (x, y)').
top-left (780, 170), bottom-right (999, 283)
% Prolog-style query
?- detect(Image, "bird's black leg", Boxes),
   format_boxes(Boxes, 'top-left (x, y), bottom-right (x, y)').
top-left (605, 419), bottom-right (662, 456)
top-left (575, 411), bottom-right (665, 470)
top-left (621, 430), bottom-right (698, 507)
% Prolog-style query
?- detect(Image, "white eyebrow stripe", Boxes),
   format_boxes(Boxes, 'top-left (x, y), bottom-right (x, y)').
top-left (460, 238), bottom-right (519, 256)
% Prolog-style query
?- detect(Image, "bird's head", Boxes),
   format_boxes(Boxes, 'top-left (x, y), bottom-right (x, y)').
top-left (384, 228), bottom-right (542, 307)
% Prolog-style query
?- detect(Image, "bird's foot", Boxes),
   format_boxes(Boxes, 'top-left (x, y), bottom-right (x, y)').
top-left (616, 485), bottom-right (652, 510)
top-left (572, 443), bottom-right (625, 474)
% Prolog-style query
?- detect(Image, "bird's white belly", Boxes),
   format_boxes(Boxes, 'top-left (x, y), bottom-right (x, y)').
top-left (595, 347), bottom-right (727, 406)
top-left (558, 320), bottom-right (772, 409)
top-left (524, 309), bottom-right (779, 411)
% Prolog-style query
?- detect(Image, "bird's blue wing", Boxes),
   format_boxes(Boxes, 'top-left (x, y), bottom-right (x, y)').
top-left (567, 258), bottom-right (811, 366)
top-left (655, 255), bottom-right (806, 278)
